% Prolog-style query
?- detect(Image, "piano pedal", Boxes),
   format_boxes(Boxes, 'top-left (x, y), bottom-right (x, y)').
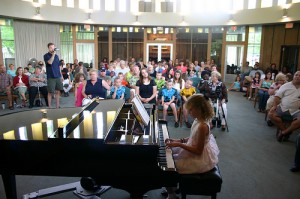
top-left (73, 185), bottom-right (111, 199)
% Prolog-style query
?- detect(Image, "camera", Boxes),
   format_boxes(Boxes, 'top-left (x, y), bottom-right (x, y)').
top-left (54, 48), bottom-right (60, 51)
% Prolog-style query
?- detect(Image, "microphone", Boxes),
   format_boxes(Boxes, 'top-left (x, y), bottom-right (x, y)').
top-left (54, 48), bottom-right (60, 51)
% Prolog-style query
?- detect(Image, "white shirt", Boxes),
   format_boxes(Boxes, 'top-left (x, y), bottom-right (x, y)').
top-left (275, 82), bottom-right (300, 115)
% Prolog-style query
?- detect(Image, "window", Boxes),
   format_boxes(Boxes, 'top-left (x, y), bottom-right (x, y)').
top-left (79, 0), bottom-right (89, 9)
top-left (105, 0), bottom-right (115, 11)
top-left (261, 0), bottom-right (272, 8)
top-left (247, 26), bottom-right (262, 66)
top-left (51, 0), bottom-right (62, 6)
top-left (93, 0), bottom-right (101, 10)
top-left (278, 0), bottom-right (287, 6)
top-left (119, 0), bottom-right (126, 12)
top-left (248, 0), bottom-right (256, 9)
top-left (66, 0), bottom-right (74, 8)
top-left (60, 25), bottom-right (73, 64)
top-left (0, 18), bottom-right (15, 66)
top-left (226, 26), bottom-right (245, 42)
top-left (233, 0), bottom-right (243, 10)
top-left (76, 25), bottom-right (94, 40)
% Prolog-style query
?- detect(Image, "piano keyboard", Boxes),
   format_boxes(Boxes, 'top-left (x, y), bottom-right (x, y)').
top-left (158, 123), bottom-right (176, 171)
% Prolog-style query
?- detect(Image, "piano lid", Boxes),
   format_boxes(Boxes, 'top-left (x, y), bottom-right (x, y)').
top-left (53, 99), bottom-right (125, 139)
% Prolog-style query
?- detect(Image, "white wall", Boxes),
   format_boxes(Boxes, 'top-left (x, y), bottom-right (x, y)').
top-left (0, 0), bottom-right (300, 26)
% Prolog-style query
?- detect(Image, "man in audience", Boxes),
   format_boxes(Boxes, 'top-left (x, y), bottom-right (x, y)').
top-left (269, 71), bottom-right (300, 142)
top-left (74, 61), bottom-right (88, 79)
top-left (44, 42), bottom-right (63, 109)
top-left (0, 64), bottom-right (14, 110)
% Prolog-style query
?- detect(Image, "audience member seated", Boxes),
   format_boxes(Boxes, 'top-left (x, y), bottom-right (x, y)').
top-left (154, 72), bottom-right (165, 91)
top-left (28, 66), bottom-right (49, 108)
top-left (228, 74), bottom-right (242, 92)
top-left (172, 70), bottom-right (185, 105)
top-left (163, 67), bottom-right (174, 81)
top-left (147, 64), bottom-right (157, 79)
top-left (180, 79), bottom-right (196, 128)
top-left (7, 63), bottom-right (16, 78)
top-left (110, 77), bottom-right (125, 100)
top-left (265, 73), bottom-right (286, 125)
top-left (127, 65), bottom-right (140, 101)
top-left (82, 69), bottom-right (111, 100)
top-left (74, 61), bottom-right (88, 80)
top-left (61, 65), bottom-right (72, 97)
top-left (161, 80), bottom-right (179, 128)
top-left (74, 72), bottom-right (86, 107)
top-left (13, 67), bottom-right (29, 107)
top-left (176, 60), bottom-right (188, 74)
top-left (248, 71), bottom-right (261, 100)
top-left (197, 73), bottom-right (210, 94)
top-left (0, 63), bottom-right (14, 110)
top-left (203, 71), bottom-right (228, 130)
top-left (135, 68), bottom-right (157, 104)
top-left (269, 71), bottom-right (300, 142)
top-left (257, 70), bottom-right (273, 113)
top-left (114, 60), bottom-right (129, 77)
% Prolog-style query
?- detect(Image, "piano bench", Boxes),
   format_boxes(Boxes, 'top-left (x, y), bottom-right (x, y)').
top-left (179, 165), bottom-right (223, 199)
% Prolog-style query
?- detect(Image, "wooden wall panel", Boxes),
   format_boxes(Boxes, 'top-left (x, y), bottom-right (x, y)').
top-left (271, 25), bottom-right (285, 68)
top-left (284, 25), bottom-right (299, 45)
top-left (261, 25), bottom-right (274, 69)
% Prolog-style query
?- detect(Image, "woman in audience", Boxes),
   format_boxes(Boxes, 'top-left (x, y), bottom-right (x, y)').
top-left (13, 67), bottom-right (29, 107)
top-left (163, 67), bottom-right (174, 81)
top-left (82, 69), bottom-right (111, 99)
top-left (164, 94), bottom-right (220, 199)
top-left (257, 70), bottom-right (273, 113)
top-left (265, 73), bottom-right (286, 125)
top-left (172, 70), bottom-right (185, 105)
top-left (203, 71), bottom-right (228, 130)
top-left (135, 68), bottom-right (157, 104)
top-left (28, 66), bottom-right (48, 108)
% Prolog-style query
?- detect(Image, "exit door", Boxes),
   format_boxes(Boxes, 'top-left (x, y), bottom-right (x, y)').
top-left (146, 43), bottom-right (173, 63)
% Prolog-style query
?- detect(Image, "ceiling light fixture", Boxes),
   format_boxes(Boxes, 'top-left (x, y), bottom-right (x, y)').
top-left (282, 8), bottom-right (288, 18)
top-left (35, 7), bottom-right (40, 16)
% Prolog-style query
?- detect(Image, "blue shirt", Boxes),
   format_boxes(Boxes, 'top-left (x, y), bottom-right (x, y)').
top-left (44, 52), bottom-right (61, 78)
top-left (110, 86), bottom-right (125, 99)
top-left (161, 88), bottom-right (177, 102)
top-left (85, 78), bottom-right (106, 99)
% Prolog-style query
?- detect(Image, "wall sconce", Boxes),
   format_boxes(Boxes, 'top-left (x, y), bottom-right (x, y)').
top-left (181, 16), bottom-right (185, 23)
top-left (282, 8), bottom-right (288, 18)
top-left (135, 15), bottom-right (139, 22)
top-left (229, 14), bottom-right (234, 22)
top-left (35, 7), bottom-right (40, 16)
top-left (88, 12), bottom-right (92, 20)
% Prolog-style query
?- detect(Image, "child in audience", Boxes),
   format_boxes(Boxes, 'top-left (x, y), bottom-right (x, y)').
top-left (161, 80), bottom-right (179, 128)
top-left (155, 72), bottom-right (166, 90)
top-left (164, 94), bottom-right (220, 199)
top-left (248, 72), bottom-right (261, 100)
top-left (110, 77), bottom-right (125, 100)
top-left (74, 73), bottom-right (86, 107)
top-left (229, 75), bottom-right (242, 91)
top-left (180, 79), bottom-right (196, 128)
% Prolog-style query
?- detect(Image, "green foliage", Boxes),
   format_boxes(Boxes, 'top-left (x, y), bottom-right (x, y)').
top-left (1, 26), bottom-right (15, 56)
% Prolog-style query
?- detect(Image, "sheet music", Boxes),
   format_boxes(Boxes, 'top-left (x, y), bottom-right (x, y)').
top-left (131, 95), bottom-right (150, 126)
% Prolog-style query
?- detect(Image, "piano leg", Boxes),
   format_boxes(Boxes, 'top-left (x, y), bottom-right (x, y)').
top-left (2, 174), bottom-right (17, 199)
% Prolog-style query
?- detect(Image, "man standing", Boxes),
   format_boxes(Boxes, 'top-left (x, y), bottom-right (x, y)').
top-left (0, 64), bottom-right (14, 110)
top-left (44, 43), bottom-right (63, 108)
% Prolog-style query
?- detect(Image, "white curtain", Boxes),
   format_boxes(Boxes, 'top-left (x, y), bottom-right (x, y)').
top-left (14, 20), bottom-right (60, 67)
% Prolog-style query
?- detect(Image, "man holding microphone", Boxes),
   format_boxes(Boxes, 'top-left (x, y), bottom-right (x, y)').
top-left (44, 42), bottom-right (63, 108)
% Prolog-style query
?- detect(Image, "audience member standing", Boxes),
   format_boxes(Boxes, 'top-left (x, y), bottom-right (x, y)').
top-left (74, 73), bottom-right (86, 107)
top-left (44, 42), bottom-right (63, 109)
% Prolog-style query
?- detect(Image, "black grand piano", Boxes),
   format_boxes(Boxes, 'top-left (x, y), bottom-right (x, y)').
top-left (0, 97), bottom-right (179, 199)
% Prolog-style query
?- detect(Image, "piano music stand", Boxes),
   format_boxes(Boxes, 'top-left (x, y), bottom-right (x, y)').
top-left (22, 180), bottom-right (111, 199)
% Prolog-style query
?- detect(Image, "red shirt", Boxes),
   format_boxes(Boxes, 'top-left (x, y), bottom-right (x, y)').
top-left (13, 75), bottom-right (29, 88)
top-left (176, 65), bottom-right (188, 74)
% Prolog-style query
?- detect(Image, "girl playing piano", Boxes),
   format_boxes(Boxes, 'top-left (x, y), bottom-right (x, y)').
top-left (164, 94), bottom-right (220, 199)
